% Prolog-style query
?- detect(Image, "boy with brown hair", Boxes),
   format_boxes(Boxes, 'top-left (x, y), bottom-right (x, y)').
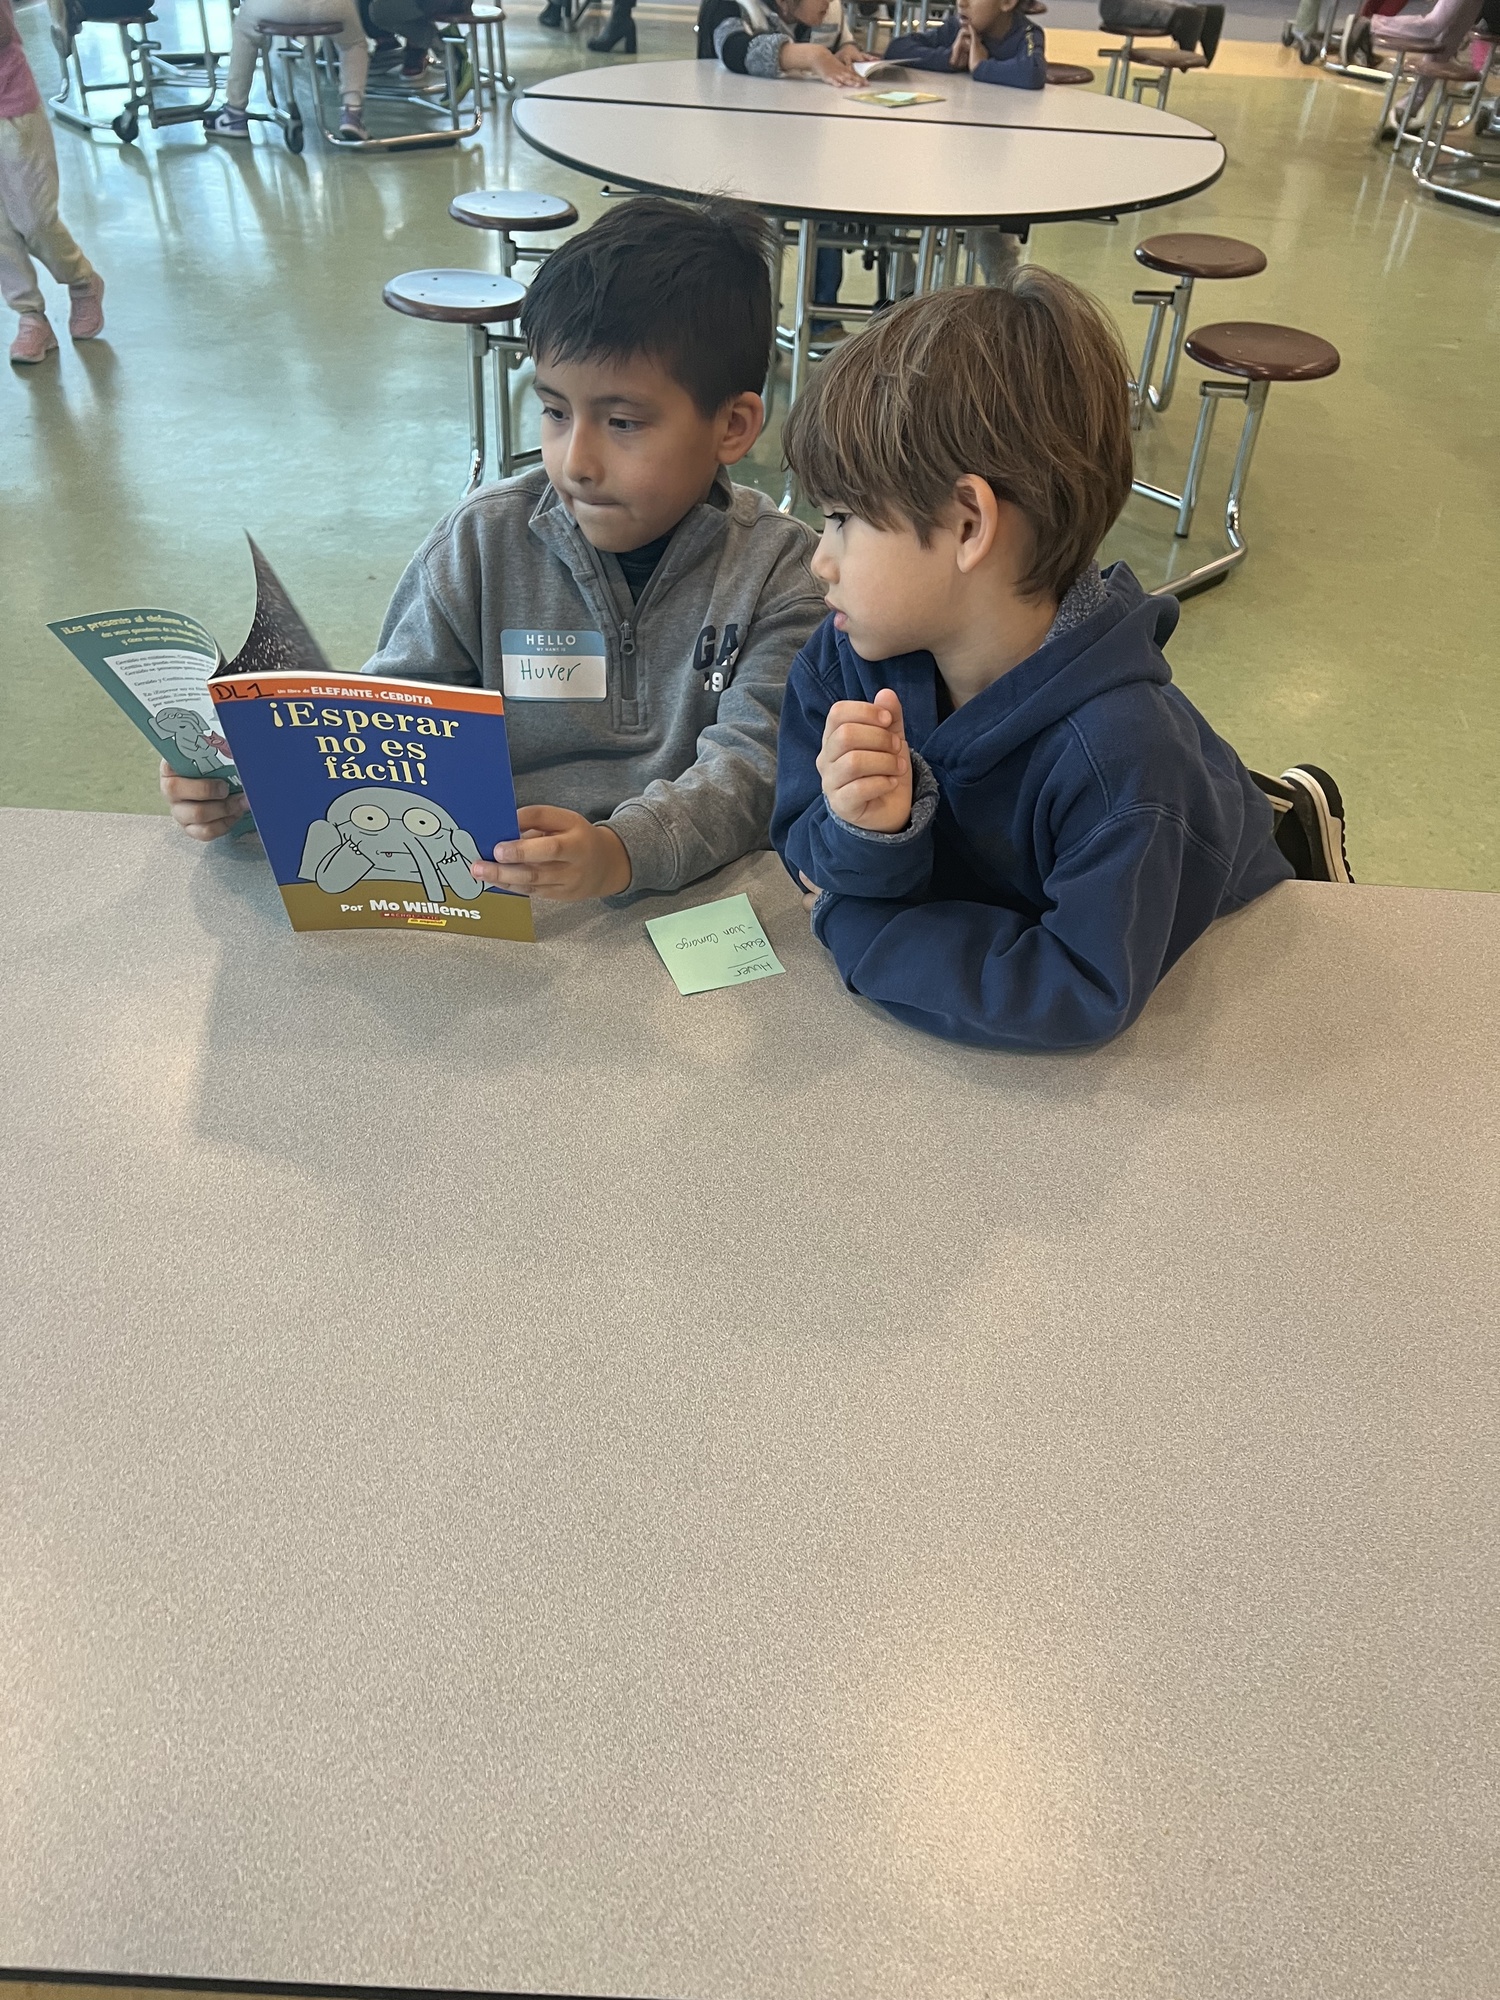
top-left (771, 274), bottom-right (1350, 1050)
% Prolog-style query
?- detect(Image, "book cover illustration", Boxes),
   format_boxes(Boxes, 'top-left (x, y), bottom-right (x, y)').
top-left (209, 671), bottom-right (534, 942)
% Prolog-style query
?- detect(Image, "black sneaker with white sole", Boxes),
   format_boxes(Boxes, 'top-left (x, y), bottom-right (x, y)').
top-left (1253, 765), bottom-right (1353, 883)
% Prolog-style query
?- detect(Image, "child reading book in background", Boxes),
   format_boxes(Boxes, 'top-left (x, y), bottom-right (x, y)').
top-left (696, 0), bottom-right (860, 331)
top-left (163, 196), bottom-right (825, 905)
top-left (1, 0), bottom-right (105, 365)
top-left (771, 276), bottom-right (1350, 1051)
top-left (887, 0), bottom-right (1046, 281)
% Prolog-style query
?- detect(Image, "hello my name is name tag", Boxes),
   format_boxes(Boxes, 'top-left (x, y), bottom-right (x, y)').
top-left (501, 628), bottom-right (608, 701)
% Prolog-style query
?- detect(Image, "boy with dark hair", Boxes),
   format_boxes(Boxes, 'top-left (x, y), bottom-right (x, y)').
top-left (772, 275), bottom-right (1350, 1051)
top-left (164, 196), bottom-right (824, 903)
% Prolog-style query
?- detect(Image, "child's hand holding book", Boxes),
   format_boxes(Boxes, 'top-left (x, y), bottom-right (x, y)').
top-left (816, 688), bottom-right (913, 833)
top-left (160, 761), bottom-right (245, 842)
top-left (470, 805), bottom-right (633, 902)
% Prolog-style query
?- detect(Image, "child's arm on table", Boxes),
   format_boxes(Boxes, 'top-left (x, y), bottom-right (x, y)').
top-left (971, 19), bottom-right (1046, 86)
top-left (778, 38), bottom-right (861, 81)
top-left (772, 651), bottom-right (1206, 1052)
top-left (772, 648), bottom-right (938, 904)
top-left (713, 12), bottom-right (859, 83)
top-left (523, 562), bottom-right (823, 900)
top-left (885, 18), bottom-right (966, 68)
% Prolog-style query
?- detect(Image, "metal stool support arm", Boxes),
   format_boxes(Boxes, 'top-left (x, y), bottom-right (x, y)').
top-left (1132, 378), bottom-right (1268, 598)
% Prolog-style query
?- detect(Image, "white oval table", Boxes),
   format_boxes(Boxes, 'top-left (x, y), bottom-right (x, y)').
top-left (513, 59), bottom-right (1226, 399)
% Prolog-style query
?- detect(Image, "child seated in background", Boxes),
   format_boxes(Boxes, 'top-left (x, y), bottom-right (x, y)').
top-left (696, 0), bottom-right (858, 328)
top-left (771, 276), bottom-right (1350, 1052)
top-left (163, 196), bottom-right (825, 906)
top-left (888, 0), bottom-right (1046, 280)
top-left (205, 0), bottom-right (371, 140)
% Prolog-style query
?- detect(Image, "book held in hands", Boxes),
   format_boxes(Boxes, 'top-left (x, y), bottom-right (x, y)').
top-left (50, 540), bottom-right (533, 944)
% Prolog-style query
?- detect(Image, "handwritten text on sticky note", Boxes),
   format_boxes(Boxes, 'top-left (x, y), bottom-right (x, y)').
top-left (645, 893), bottom-right (785, 997)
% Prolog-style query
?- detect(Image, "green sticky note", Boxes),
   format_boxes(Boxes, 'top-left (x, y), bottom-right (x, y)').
top-left (645, 893), bottom-right (785, 997)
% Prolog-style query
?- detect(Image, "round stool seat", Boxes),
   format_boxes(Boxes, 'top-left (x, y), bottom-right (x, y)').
top-left (1136, 232), bottom-right (1267, 280)
top-left (449, 189), bottom-right (579, 232)
top-left (1412, 52), bottom-right (1478, 78)
top-left (470, 0), bottom-right (505, 14)
top-left (383, 269), bottom-right (526, 324)
top-left (1185, 321), bottom-right (1341, 383)
top-left (259, 14), bottom-right (342, 29)
top-left (1131, 45), bottom-right (1207, 67)
top-left (1045, 60), bottom-right (1095, 83)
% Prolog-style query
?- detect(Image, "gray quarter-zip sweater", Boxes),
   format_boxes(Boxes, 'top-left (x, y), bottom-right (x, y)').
top-left (362, 466), bottom-right (824, 898)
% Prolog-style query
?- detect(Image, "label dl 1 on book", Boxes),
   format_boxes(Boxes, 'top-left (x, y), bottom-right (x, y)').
top-left (51, 539), bottom-right (533, 943)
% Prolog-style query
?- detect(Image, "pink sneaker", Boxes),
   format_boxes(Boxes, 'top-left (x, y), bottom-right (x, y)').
top-left (68, 274), bottom-right (105, 341)
top-left (10, 314), bottom-right (58, 365)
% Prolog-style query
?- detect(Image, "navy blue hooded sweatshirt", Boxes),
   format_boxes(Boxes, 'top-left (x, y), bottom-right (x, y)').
top-left (886, 9), bottom-right (1047, 88)
top-left (771, 564), bottom-right (1292, 1052)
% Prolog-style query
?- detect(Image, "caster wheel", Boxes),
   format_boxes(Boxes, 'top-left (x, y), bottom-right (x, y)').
top-left (112, 109), bottom-right (139, 141)
top-left (1298, 35), bottom-right (1318, 61)
top-left (285, 118), bottom-right (304, 152)
top-left (1281, 21), bottom-right (1295, 44)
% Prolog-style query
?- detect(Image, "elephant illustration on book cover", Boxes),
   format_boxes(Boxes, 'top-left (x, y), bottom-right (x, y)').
top-left (299, 788), bottom-right (485, 903)
top-left (149, 704), bottom-right (233, 775)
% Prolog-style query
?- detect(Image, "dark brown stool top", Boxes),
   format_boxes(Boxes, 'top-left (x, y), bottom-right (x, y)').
top-left (1185, 321), bottom-right (1341, 382)
top-left (1130, 45), bottom-right (1208, 67)
top-left (1137, 232), bottom-right (1267, 280)
top-left (383, 269), bottom-right (526, 324)
top-left (449, 189), bottom-right (579, 232)
top-left (260, 15), bottom-right (343, 29)
top-left (1046, 60), bottom-right (1095, 83)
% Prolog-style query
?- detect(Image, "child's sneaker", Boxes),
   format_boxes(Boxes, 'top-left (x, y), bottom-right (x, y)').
top-left (338, 101), bottom-right (369, 139)
top-left (204, 104), bottom-right (251, 138)
top-left (10, 313), bottom-right (58, 365)
top-left (1256, 765), bottom-right (1354, 882)
top-left (68, 273), bottom-right (105, 341)
top-left (368, 31), bottom-right (403, 65)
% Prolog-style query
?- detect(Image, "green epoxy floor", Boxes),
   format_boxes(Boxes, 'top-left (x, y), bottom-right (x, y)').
top-left (4, 2), bottom-right (1498, 889)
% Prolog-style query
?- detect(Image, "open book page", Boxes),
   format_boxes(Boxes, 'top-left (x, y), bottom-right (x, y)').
top-left (48, 605), bottom-right (241, 788)
top-left (851, 57), bottom-right (907, 77)
top-left (221, 538), bottom-right (333, 679)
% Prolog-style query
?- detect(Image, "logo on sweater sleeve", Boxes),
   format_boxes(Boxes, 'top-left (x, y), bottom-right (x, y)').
top-left (501, 628), bottom-right (607, 700)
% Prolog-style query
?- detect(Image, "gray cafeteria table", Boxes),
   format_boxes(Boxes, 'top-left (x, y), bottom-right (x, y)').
top-left (3, 806), bottom-right (1497, 2000)
top-left (512, 61), bottom-right (1226, 403)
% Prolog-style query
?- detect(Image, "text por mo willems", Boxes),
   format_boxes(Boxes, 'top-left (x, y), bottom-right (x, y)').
top-left (269, 700), bottom-right (460, 787)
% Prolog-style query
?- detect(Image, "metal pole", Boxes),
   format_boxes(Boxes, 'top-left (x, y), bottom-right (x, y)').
top-left (465, 323), bottom-right (487, 494)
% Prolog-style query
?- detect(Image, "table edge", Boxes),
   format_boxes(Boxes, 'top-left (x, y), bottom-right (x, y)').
top-left (508, 99), bottom-right (1227, 224)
